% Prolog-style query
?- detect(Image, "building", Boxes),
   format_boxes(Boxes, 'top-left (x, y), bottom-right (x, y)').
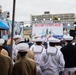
top-left (23, 26), bottom-right (32, 41)
top-left (23, 12), bottom-right (76, 39)
top-left (31, 11), bottom-right (76, 32)
top-left (31, 11), bottom-right (76, 24)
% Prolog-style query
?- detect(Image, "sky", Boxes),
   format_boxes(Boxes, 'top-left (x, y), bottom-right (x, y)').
top-left (0, 0), bottom-right (76, 21)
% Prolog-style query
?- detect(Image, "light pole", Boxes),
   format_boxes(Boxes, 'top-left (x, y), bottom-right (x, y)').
top-left (10, 0), bottom-right (16, 58)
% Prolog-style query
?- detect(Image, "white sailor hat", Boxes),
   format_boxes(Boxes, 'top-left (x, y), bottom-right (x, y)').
top-left (34, 37), bottom-right (44, 42)
top-left (48, 37), bottom-right (58, 43)
top-left (16, 43), bottom-right (29, 52)
top-left (15, 38), bottom-right (25, 44)
top-left (13, 35), bottom-right (22, 39)
top-left (0, 39), bottom-right (4, 46)
top-left (63, 35), bottom-right (73, 41)
top-left (55, 39), bottom-right (61, 43)
top-left (32, 38), bottom-right (36, 42)
top-left (34, 34), bottom-right (41, 38)
top-left (32, 34), bottom-right (41, 42)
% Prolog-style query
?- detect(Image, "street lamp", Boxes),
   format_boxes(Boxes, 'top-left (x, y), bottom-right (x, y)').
top-left (34, 18), bottom-right (37, 21)
top-left (68, 24), bottom-right (70, 26)
top-left (58, 18), bottom-right (60, 20)
top-left (43, 18), bottom-right (45, 21)
top-left (50, 18), bottom-right (52, 21)
top-left (33, 18), bottom-right (37, 23)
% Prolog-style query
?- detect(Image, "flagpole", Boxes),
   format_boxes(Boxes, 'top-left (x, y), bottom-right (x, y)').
top-left (10, 0), bottom-right (16, 58)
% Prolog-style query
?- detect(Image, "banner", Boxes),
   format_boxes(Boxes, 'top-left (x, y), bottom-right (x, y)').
top-left (32, 23), bottom-right (63, 38)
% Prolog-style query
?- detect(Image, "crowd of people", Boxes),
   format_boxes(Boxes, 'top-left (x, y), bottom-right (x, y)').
top-left (0, 34), bottom-right (76, 75)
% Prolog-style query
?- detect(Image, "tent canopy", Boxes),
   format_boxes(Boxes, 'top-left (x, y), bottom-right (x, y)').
top-left (0, 21), bottom-right (9, 30)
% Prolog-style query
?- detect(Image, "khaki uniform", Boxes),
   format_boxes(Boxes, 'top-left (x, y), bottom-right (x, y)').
top-left (26, 49), bottom-right (34, 59)
top-left (0, 54), bottom-right (12, 75)
top-left (13, 57), bottom-right (38, 75)
top-left (16, 50), bottom-right (34, 61)
top-left (1, 49), bottom-right (8, 56)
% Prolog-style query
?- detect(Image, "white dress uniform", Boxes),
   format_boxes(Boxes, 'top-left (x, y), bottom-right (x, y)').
top-left (30, 44), bottom-right (35, 50)
top-left (30, 38), bottom-right (45, 75)
top-left (40, 37), bottom-right (65, 75)
top-left (12, 35), bottom-right (22, 63)
top-left (12, 44), bottom-right (18, 60)
top-left (55, 39), bottom-right (62, 50)
top-left (56, 46), bottom-right (62, 50)
top-left (30, 45), bottom-right (45, 65)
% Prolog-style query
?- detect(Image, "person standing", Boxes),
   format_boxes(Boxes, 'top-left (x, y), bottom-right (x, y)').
top-left (40, 37), bottom-right (65, 75)
top-left (55, 38), bottom-right (62, 50)
top-left (30, 37), bottom-right (45, 75)
top-left (13, 43), bottom-right (37, 75)
top-left (61, 36), bottom-right (76, 75)
top-left (12, 35), bottom-right (22, 63)
top-left (0, 39), bottom-right (12, 75)
top-left (30, 34), bottom-right (41, 50)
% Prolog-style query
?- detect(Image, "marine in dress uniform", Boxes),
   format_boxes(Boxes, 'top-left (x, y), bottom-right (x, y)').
top-left (40, 37), bottom-right (65, 75)
top-left (0, 39), bottom-right (12, 75)
top-left (13, 43), bottom-right (38, 75)
top-left (61, 36), bottom-right (76, 75)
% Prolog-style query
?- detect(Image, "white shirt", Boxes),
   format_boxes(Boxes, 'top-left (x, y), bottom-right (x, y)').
top-left (40, 46), bottom-right (65, 75)
top-left (55, 46), bottom-right (62, 51)
top-left (12, 44), bottom-right (18, 60)
top-left (30, 44), bottom-right (46, 66)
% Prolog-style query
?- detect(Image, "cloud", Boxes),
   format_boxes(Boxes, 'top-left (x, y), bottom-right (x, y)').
top-left (0, 0), bottom-right (76, 21)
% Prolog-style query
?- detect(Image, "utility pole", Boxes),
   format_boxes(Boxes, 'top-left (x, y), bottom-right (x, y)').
top-left (10, 0), bottom-right (16, 58)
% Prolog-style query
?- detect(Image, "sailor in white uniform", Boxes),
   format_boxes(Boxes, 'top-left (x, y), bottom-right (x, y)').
top-left (55, 38), bottom-right (62, 50)
top-left (30, 37), bottom-right (45, 75)
top-left (12, 35), bottom-right (22, 63)
top-left (40, 37), bottom-right (65, 75)
top-left (30, 34), bottom-right (41, 50)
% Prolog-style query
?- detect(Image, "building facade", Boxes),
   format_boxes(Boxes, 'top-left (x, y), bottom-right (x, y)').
top-left (31, 12), bottom-right (76, 34)
top-left (31, 11), bottom-right (76, 25)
